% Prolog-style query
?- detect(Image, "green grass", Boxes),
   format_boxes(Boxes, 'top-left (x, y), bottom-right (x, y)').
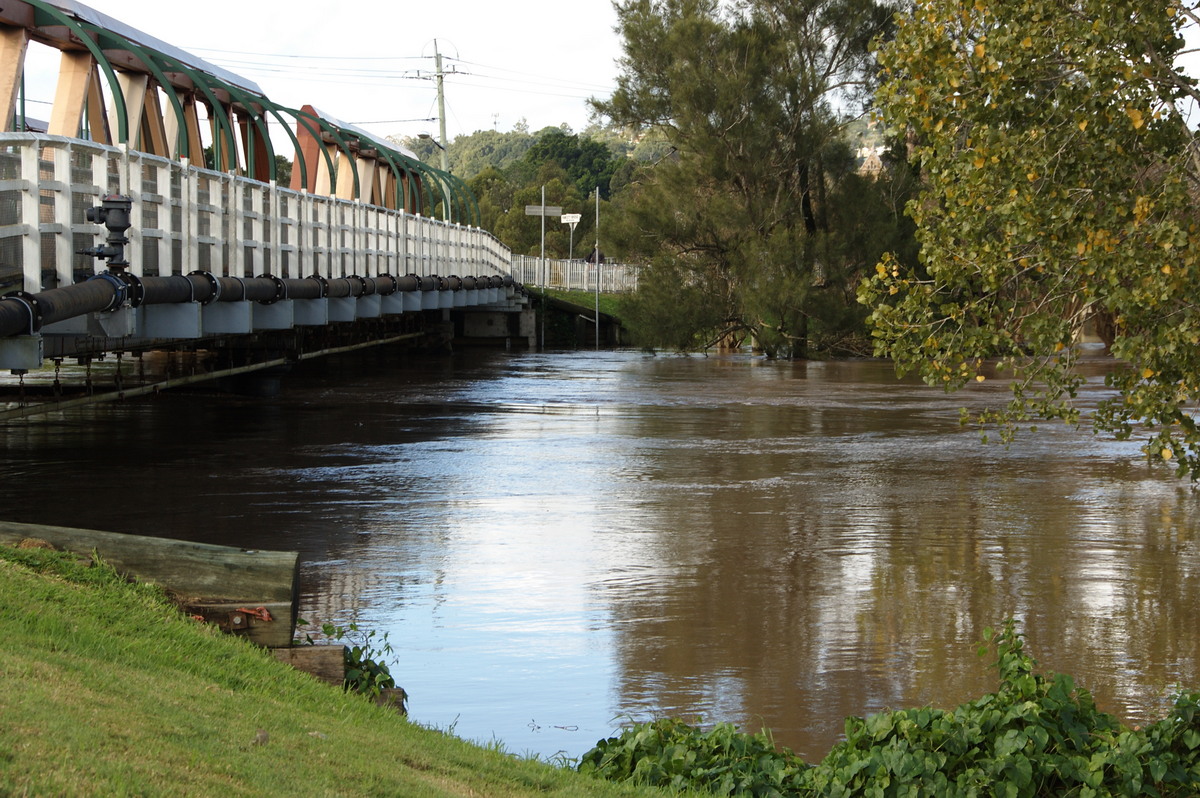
top-left (0, 546), bottom-right (671, 797)
top-left (544, 289), bottom-right (628, 322)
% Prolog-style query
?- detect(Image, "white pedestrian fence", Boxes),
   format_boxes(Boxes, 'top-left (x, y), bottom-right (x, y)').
top-left (510, 255), bottom-right (641, 294)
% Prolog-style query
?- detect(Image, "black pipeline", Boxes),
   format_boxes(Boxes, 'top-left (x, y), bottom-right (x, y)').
top-left (0, 192), bottom-right (516, 338)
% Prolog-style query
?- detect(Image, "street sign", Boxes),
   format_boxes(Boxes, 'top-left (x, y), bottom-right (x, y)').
top-left (561, 213), bottom-right (582, 225)
top-left (525, 205), bottom-right (563, 216)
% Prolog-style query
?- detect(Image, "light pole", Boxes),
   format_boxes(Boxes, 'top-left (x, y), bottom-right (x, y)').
top-left (594, 187), bottom-right (600, 350)
top-left (418, 132), bottom-right (446, 158)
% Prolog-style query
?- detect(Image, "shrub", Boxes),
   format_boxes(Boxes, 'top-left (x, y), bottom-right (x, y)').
top-left (578, 717), bottom-right (810, 795)
top-left (579, 621), bottom-right (1200, 797)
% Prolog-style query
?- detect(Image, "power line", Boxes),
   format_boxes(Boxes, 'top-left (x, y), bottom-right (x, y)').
top-left (189, 46), bottom-right (428, 62)
top-left (190, 47), bottom-right (613, 98)
top-left (348, 117), bottom-right (438, 125)
top-left (444, 74), bottom-right (603, 102)
top-left (446, 56), bottom-right (615, 93)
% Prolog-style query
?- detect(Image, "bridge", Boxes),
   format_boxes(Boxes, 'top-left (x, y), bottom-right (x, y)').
top-left (0, 0), bottom-right (638, 417)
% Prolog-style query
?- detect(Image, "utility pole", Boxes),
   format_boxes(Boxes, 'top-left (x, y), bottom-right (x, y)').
top-left (594, 187), bottom-right (600, 351)
top-left (541, 185), bottom-right (546, 350)
top-left (433, 40), bottom-right (450, 174)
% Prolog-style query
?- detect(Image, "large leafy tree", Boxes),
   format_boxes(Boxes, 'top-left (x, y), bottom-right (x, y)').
top-left (513, 127), bottom-right (622, 200)
top-left (862, 0), bottom-right (1200, 475)
top-left (594, 0), bottom-right (901, 356)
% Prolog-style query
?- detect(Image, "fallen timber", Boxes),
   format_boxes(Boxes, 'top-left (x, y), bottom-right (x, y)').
top-left (0, 518), bottom-right (310, 642)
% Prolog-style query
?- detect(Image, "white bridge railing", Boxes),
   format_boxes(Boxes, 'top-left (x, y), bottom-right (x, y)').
top-left (0, 133), bottom-right (512, 296)
top-left (510, 254), bottom-right (641, 294)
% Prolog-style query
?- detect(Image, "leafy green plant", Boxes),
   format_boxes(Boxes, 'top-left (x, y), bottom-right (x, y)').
top-left (580, 622), bottom-right (1200, 797)
top-left (578, 717), bottom-right (810, 795)
top-left (806, 621), bottom-right (1200, 797)
top-left (296, 619), bottom-right (397, 699)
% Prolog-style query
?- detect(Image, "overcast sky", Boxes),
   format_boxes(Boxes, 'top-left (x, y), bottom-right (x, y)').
top-left (24, 0), bottom-right (626, 144)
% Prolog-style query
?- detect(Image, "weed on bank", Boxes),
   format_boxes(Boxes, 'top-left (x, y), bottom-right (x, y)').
top-left (578, 621), bottom-right (1200, 796)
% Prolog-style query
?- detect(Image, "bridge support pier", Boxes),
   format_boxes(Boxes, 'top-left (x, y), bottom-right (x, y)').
top-left (456, 308), bottom-right (536, 348)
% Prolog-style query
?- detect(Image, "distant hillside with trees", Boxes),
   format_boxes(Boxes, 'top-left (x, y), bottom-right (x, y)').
top-left (394, 124), bottom-right (634, 260)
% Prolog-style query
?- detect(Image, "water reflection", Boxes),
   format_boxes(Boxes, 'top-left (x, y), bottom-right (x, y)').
top-left (0, 349), bottom-right (1197, 761)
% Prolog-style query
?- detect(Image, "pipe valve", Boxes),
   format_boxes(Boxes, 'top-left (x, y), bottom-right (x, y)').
top-left (78, 195), bottom-right (132, 270)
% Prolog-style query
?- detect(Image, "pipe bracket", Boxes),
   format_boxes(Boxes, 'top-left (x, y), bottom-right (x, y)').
top-left (189, 270), bottom-right (221, 305)
top-left (307, 274), bottom-right (328, 298)
top-left (3, 291), bottom-right (42, 333)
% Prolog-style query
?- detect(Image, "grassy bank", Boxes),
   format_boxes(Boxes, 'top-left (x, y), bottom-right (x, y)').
top-left (544, 289), bottom-right (628, 323)
top-left (0, 546), bottom-right (667, 797)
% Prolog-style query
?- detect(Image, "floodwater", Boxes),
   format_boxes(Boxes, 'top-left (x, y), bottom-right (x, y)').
top-left (1, 347), bottom-right (1198, 762)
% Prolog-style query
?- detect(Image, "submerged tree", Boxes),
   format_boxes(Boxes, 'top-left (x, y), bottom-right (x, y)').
top-left (862, 0), bottom-right (1200, 476)
top-left (594, 0), bottom-right (903, 356)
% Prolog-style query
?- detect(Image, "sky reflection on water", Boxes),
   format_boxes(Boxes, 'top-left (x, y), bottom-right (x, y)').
top-left (1, 349), bottom-right (1198, 761)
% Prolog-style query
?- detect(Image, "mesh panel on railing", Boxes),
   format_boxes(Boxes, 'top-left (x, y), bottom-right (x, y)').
top-left (0, 236), bottom-right (21, 294)
top-left (197, 176), bottom-right (211, 237)
top-left (39, 232), bottom-right (57, 289)
top-left (106, 154), bottom-right (119, 195)
top-left (142, 239), bottom-right (160, 277)
top-left (70, 147), bottom-right (91, 186)
top-left (0, 148), bottom-right (17, 181)
top-left (72, 233), bottom-right (91, 280)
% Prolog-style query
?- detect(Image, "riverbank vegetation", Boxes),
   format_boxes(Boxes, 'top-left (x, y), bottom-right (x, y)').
top-left (396, 1), bottom-right (919, 359)
top-left (591, 0), bottom-right (916, 358)
top-left (579, 622), bottom-right (1200, 796)
top-left (861, 0), bottom-right (1200, 478)
top-left (545, 288), bottom-right (629, 323)
top-left (0, 545), bottom-right (663, 797)
top-left (6, 544), bottom-right (1200, 796)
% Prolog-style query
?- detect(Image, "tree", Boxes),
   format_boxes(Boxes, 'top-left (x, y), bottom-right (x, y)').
top-left (594, 0), bottom-right (902, 356)
top-left (272, 155), bottom-right (292, 186)
top-left (392, 129), bottom-right (538, 181)
top-left (519, 127), bottom-right (623, 199)
top-left (490, 165), bottom-right (585, 257)
top-left (862, 0), bottom-right (1200, 476)
top-left (467, 166), bottom-right (516, 238)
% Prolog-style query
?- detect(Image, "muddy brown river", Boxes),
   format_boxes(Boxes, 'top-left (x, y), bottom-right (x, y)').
top-left (1, 347), bottom-right (1196, 761)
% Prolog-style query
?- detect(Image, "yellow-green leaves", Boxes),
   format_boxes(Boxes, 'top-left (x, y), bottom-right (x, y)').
top-left (866, 0), bottom-right (1200, 477)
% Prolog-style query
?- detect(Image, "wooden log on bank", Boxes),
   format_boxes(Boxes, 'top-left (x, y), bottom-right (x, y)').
top-left (0, 520), bottom-right (299, 648)
top-left (271, 645), bottom-right (347, 686)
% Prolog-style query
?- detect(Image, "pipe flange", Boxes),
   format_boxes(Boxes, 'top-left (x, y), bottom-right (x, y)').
top-left (121, 272), bottom-right (145, 308)
top-left (308, 274), bottom-right (329, 298)
top-left (377, 273), bottom-right (399, 295)
top-left (86, 272), bottom-right (129, 312)
top-left (257, 273), bottom-right (287, 305)
top-left (349, 274), bottom-right (369, 297)
top-left (189, 270), bottom-right (221, 305)
top-left (3, 291), bottom-right (42, 333)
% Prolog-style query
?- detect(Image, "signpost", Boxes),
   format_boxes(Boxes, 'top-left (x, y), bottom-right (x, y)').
top-left (561, 213), bottom-right (581, 262)
top-left (525, 193), bottom-right (562, 349)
